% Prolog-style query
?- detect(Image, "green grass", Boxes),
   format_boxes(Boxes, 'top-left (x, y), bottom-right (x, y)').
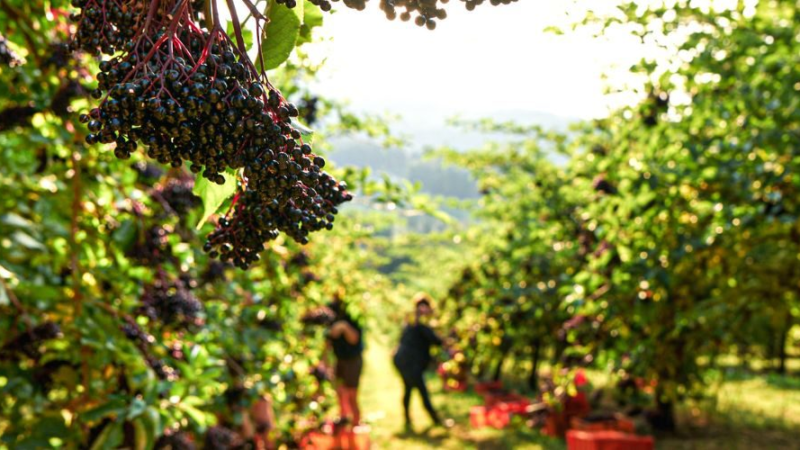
top-left (351, 335), bottom-right (800, 449)
top-left (656, 371), bottom-right (800, 450)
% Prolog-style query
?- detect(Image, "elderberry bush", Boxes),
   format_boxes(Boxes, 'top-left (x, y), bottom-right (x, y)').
top-left (72, 0), bottom-right (353, 266)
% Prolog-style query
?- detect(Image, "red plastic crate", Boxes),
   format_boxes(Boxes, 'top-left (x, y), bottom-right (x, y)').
top-left (300, 430), bottom-right (371, 450)
top-left (566, 430), bottom-right (654, 450)
top-left (474, 381), bottom-right (504, 394)
top-left (570, 416), bottom-right (635, 434)
top-left (543, 412), bottom-right (567, 437)
top-left (469, 405), bottom-right (512, 429)
top-left (470, 406), bottom-right (488, 428)
top-left (486, 407), bottom-right (511, 428)
top-left (470, 402), bottom-right (527, 429)
top-left (484, 393), bottom-right (530, 410)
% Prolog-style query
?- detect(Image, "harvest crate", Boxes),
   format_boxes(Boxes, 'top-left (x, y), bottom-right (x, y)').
top-left (566, 430), bottom-right (654, 450)
top-left (469, 405), bottom-right (512, 429)
top-left (483, 393), bottom-right (530, 411)
top-left (300, 425), bottom-right (371, 450)
top-left (570, 415), bottom-right (635, 433)
top-left (474, 380), bottom-right (504, 394)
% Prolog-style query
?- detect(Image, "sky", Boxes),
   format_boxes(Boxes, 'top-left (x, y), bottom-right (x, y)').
top-left (308, 0), bottom-right (646, 128)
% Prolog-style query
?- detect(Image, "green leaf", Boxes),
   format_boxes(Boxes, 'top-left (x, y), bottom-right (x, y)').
top-left (1, 213), bottom-right (34, 229)
top-left (297, 0), bottom-right (323, 46)
top-left (132, 418), bottom-right (148, 450)
top-left (260, 0), bottom-right (304, 71)
top-left (193, 170), bottom-right (239, 230)
top-left (141, 407), bottom-right (163, 441)
top-left (177, 403), bottom-right (208, 428)
top-left (11, 231), bottom-right (45, 251)
top-left (88, 422), bottom-right (123, 450)
top-left (126, 398), bottom-right (147, 420)
top-left (82, 397), bottom-right (128, 423)
top-left (112, 219), bottom-right (137, 250)
top-left (227, 22), bottom-right (253, 50)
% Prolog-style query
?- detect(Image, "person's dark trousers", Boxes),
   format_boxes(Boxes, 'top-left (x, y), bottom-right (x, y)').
top-left (398, 368), bottom-right (440, 426)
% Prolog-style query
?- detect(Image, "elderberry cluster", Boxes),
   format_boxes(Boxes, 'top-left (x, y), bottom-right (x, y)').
top-left (0, 34), bottom-right (23, 67)
top-left (0, 106), bottom-right (39, 133)
top-left (298, 96), bottom-right (320, 126)
top-left (461, 0), bottom-right (518, 10)
top-left (121, 322), bottom-right (153, 345)
top-left (288, 249), bottom-right (311, 268)
top-left (202, 172), bottom-right (351, 269)
top-left (72, 0), bottom-right (353, 265)
top-left (69, 0), bottom-right (143, 56)
top-left (157, 176), bottom-right (201, 216)
top-left (0, 322), bottom-right (62, 360)
top-left (125, 225), bottom-right (171, 265)
top-left (132, 161), bottom-right (165, 186)
top-left (154, 431), bottom-right (194, 450)
top-left (376, 0), bottom-right (518, 29)
top-left (121, 317), bottom-right (179, 380)
top-left (380, 0), bottom-right (446, 29)
top-left (204, 426), bottom-right (244, 449)
top-left (139, 279), bottom-right (202, 327)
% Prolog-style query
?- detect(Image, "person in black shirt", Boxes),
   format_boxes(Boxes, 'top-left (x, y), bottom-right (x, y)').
top-left (324, 294), bottom-right (364, 427)
top-left (393, 294), bottom-right (444, 431)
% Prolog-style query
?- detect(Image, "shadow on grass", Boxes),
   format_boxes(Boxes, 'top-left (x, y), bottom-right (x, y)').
top-left (391, 427), bottom-right (450, 447)
top-left (763, 373), bottom-right (800, 391)
top-left (469, 426), bottom-right (565, 450)
top-left (713, 367), bottom-right (800, 391)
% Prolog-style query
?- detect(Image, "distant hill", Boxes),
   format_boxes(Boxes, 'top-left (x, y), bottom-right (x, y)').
top-left (327, 110), bottom-right (577, 231)
top-left (327, 109), bottom-right (576, 196)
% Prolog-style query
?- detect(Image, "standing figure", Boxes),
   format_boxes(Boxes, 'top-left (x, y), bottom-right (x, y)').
top-left (324, 293), bottom-right (364, 428)
top-left (393, 294), bottom-right (444, 431)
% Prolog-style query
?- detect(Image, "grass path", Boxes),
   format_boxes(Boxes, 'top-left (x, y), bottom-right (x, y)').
top-left (357, 335), bottom-right (563, 450)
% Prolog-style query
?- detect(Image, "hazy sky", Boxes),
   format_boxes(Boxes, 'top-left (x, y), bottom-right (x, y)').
top-left (309, 1), bottom-right (645, 125)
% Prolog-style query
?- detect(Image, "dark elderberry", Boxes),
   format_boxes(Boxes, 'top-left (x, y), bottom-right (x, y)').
top-left (204, 426), bottom-right (244, 450)
top-left (153, 432), bottom-right (195, 450)
top-left (147, 357), bottom-right (178, 381)
top-left (139, 280), bottom-right (202, 328)
top-left (125, 225), bottom-right (172, 265)
top-left (0, 322), bottom-right (62, 360)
